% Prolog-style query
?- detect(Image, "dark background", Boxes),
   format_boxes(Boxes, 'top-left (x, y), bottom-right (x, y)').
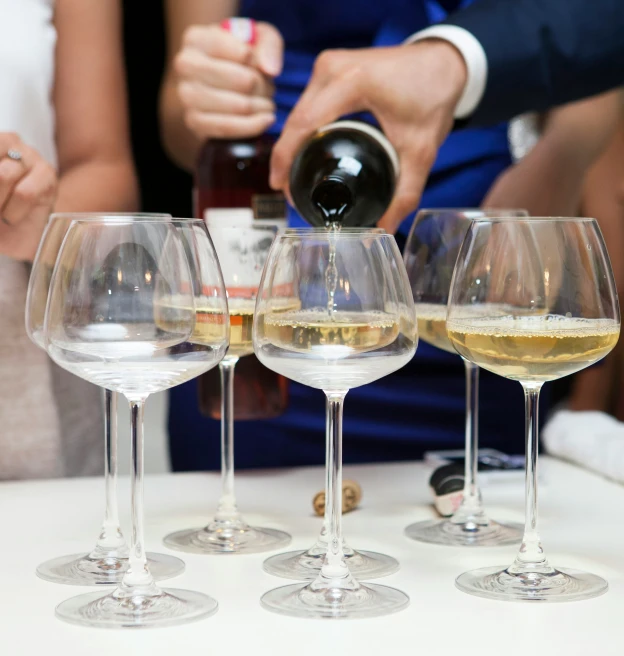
top-left (122, 1), bottom-right (192, 218)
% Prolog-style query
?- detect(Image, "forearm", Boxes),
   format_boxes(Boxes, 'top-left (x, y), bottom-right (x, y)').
top-left (55, 158), bottom-right (138, 212)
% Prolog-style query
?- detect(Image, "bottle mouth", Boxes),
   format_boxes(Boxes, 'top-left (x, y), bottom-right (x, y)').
top-left (310, 177), bottom-right (354, 223)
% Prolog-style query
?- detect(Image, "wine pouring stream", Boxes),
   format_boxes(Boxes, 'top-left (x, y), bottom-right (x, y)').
top-left (263, 123), bottom-right (406, 586)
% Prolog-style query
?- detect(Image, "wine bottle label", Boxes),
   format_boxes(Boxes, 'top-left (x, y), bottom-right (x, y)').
top-left (204, 208), bottom-right (254, 228)
top-left (252, 193), bottom-right (287, 221)
top-left (204, 195), bottom-right (287, 230)
top-left (204, 206), bottom-right (285, 289)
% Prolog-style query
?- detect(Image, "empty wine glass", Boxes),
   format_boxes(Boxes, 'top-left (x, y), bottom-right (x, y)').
top-left (26, 212), bottom-right (185, 585)
top-left (403, 209), bottom-right (526, 547)
top-left (448, 217), bottom-right (619, 601)
top-left (264, 229), bottom-right (401, 580)
top-left (46, 217), bottom-right (229, 627)
top-left (254, 228), bottom-right (417, 618)
top-left (164, 224), bottom-right (291, 554)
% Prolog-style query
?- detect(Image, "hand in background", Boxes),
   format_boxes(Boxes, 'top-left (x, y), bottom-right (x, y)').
top-left (270, 41), bottom-right (467, 234)
top-left (0, 133), bottom-right (57, 261)
top-left (175, 21), bottom-right (283, 140)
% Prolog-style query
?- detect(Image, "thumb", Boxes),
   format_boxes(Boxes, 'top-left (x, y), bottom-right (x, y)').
top-left (252, 22), bottom-right (284, 78)
top-left (377, 156), bottom-right (427, 234)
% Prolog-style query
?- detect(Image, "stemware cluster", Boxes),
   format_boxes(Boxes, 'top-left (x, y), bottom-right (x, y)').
top-left (27, 210), bottom-right (620, 628)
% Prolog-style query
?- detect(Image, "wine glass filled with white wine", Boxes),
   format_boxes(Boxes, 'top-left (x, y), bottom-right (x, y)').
top-left (254, 228), bottom-right (417, 619)
top-left (447, 217), bottom-right (620, 602)
top-left (164, 224), bottom-right (292, 555)
top-left (403, 209), bottom-right (527, 547)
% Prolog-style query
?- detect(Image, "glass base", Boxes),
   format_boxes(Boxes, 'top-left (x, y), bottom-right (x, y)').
top-left (261, 581), bottom-right (409, 619)
top-left (263, 547), bottom-right (399, 581)
top-left (55, 587), bottom-right (218, 629)
top-left (456, 565), bottom-right (608, 602)
top-left (36, 552), bottom-right (185, 586)
top-left (405, 518), bottom-right (523, 547)
top-left (164, 520), bottom-right (291, 555)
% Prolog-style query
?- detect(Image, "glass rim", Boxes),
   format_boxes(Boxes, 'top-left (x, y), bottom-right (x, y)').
top-left (281, 227), bottom-right (387, 238)
top-left (49, 212), bottom-right (173, 221)
top-left (471, 216), bottom-right (598, 224)
top-left (61, 216), bottom-right (205, 225)
top-left (417, 208), bottom-right (527, 215)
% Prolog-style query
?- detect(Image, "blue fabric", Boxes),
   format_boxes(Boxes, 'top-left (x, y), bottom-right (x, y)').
top-left (168, 0), bottom-right (538, 472)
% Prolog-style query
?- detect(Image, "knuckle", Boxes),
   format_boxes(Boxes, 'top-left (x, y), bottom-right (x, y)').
top-left (236, 95), bottom-right (254, 116)
top-left (177, 81), bottom-right (195, 107)
top-left (14, 185), bottom-right (37, 205)
top-left (238, 71), bottom-right (258, 95)
top-left (174, 50), bottom-right (195, 77)
top-left (0, 165), bottom-right (18, 186)
top-left (314, 49), bottom-right (344, 77)
top-left (182, 25), bottom-right (202, 47)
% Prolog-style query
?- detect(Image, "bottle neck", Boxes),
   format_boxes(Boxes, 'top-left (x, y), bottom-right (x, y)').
top-left (310, 177), bottom-right (355, 225)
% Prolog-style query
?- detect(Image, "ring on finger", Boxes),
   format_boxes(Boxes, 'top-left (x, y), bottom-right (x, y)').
top-left (6, 148), bottom-right (22, 163)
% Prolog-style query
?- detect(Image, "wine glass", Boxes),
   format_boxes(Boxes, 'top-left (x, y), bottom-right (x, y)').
top-left (46, 217), bottom-right (229, 627)
top-left (263, 229), bottom-right (401, 580)
top-left (254, 228), bottom-right (417, 618)
top-left (164, 225), bottom-right (291, 554)
top-left (26, 212), bottom-right (185, 585)
top-left (448, 217), bottom-right (619, 601)
top-left (403, 209), bottom-right (527, 547)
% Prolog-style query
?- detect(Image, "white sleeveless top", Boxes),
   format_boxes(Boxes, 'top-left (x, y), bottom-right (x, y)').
top-left (0, 0), bottom-right (103, 479)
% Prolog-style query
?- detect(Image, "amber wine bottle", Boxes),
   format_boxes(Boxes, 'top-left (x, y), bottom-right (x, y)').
top-left (289, 120), bottom-right (399, 228)
top-left (195, 18), bottom-right (289, 421)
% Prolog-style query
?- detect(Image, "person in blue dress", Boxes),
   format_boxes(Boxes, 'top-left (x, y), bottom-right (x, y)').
top-left (159, 0), bottom-right (620, 471)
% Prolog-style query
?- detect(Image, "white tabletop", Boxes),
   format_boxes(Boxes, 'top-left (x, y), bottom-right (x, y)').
top-left (3, 458), bottom-right (624, 655)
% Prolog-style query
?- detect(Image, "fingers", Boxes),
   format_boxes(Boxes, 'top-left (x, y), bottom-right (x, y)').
top-left (252, 22), bottom-right (284, 77)
top-left (185, 110), bottom-right (276, 140)
top-left (178, 82), bottom-right (275, 116)
top-left (377, 142), bottom-right (433, 234)
top-left (0, 156), bottom-right (28, 214)
top-left (2, 158), bottom-right (56, 226)
top-left (182, 24), bottom-right (251, 65)
top-left (176, 47), bottom-right (273, 97)
top-left (271, 55), bottom-right (363, 189)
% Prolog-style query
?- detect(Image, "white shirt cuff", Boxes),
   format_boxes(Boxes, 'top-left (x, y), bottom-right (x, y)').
top-left (405, 25), bottom-right (488, 119)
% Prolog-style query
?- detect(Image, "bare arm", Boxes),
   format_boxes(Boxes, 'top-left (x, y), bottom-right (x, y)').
top-left (160, 0), bottom-right (239, 171)
top-left (53, 0), bottom-right (138, 213)
top-left (483, 91), bottom-right (624, 216)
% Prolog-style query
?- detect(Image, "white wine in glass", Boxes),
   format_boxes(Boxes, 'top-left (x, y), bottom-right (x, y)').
top-left (448, 217), bottom-right (620, 603)
top-left (164, 224), bottom-right (292, 555)
top-left (255, 228), bottom-right (417, 619)
top-left (448, 314), bottom-right (619, 382)
top-left (403, 209), bottom-right (527, 547)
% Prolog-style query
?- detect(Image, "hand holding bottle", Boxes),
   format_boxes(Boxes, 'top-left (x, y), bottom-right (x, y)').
top-left (174, 19), bottom-right (284, 140)
top-left (270, 41), bottom-right (467, 234)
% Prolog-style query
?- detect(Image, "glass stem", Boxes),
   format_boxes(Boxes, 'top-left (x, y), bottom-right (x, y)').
top-left (216, 356), bottom-right (240, 522)
top-left (91, 389), bottom-right (127, 558)
top-left (120, 398), bottom-right (155, 590)
top-left (319, 395), bottom-right (331, 545)
top-left (509, 383), bottom-right (553, 575)
top-left (319, 391), bottom-right (350, 581)
top-left (451, 359), bottom-right (487, 527)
